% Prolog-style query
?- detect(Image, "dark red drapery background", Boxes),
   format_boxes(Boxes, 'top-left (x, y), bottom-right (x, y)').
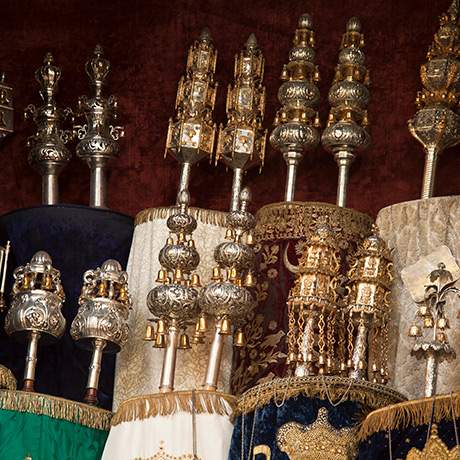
top-left (0, 0), bottom-right (457, 218)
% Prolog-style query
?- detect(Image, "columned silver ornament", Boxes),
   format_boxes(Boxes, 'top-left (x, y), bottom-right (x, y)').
top-left (70, 259), bottom-right (132, 405)
top-left (408, 263), bottom-right (458, 397)
top-left (270, 14), bottom-right (321, 202)
top-left (74, 45), bottom-right (124, 209)
top-left (322, 17), bottom-right (370, 208)
top-left (0, 73), bottom-right (14, 143)
top-left (146, 190), bottom-right (201, 392)
top-left (5, 251), bottom-right (66, 392)
top-left (165, 29), bottom-right (218, 196)
top-left (25, 54), bottom-right (72, 205)
top-left (408, 0), bottom-right (460, 199)
top-left (216, 35), bottom-right (267, 211)
top-left (199, 187), bottom-right (256, 390)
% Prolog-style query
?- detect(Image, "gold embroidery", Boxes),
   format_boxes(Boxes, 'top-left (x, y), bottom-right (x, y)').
top-left (253, 445), bottom-right (271, 459)
top-left (133, 442), bottom-right (201, 460)
top-left (135, 207), bottom-right (227, 227)
top-left (276, 407), bottom-right (358, 460)
top-left (0, 365), bottom-right (16, 390)
top-left (406, 424), bottom-right (460, 460)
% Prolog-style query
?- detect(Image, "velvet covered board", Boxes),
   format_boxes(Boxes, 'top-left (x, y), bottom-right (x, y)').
top-left (0, 205), bottom-right (133, 409)
top-left (0, 0), bottom-right (459, 217)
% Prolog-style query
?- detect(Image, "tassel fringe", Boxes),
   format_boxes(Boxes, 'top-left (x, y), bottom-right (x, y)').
top-left (111, 390), bottom-right (236, 426)
top-left (0, 365), bottom-right (17, 390)
top-left (236, 376), bottom-right (406, 416)
top-left (135, 207), bottom-right (227, 227)
top-left (0, 390), bottom-right (112, 431)
top-left (358, 391), bottom-right (460, 441)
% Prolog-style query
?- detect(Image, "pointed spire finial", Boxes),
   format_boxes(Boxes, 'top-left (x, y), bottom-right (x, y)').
top-left (246, 33), bottom-right (258, 51)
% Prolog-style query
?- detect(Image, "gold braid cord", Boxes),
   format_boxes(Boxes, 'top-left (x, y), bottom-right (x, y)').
top-left (358, 391), bottom-right (460, 441)
top-left (111, 390), bottom-right (236, 426)
top-left (235, 376), bottom-right (406, 416)
top-left (0, 365), bottom-right (17, 390)
top-left (0, 389), bottom-right (112, 431)
top-left (134, 207), bottom-right (227, 227)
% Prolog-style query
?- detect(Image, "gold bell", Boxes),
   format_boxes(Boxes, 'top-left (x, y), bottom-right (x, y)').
top-left (228, 267), bottom-right (238, 282)
top-left (246, 233), bottom-right (254, 245)
top-left (306, 352), bottom-right (314, 363)
top-left (174, 268), bottom-right (183, 282)
top-left (408, 324), bottom-right (422, 337)
top-left (225, 228), bottom-right (234, 240)
top-left (43, 274), bottom-right (53, 290)
top-left (437, 317), bottom-right (449, 329)
top-left (156, 319), bottom-right (167, 335)
top-left (143, 324), bottom-right (156, 341)
top-left (418, 305), bottom-right (429, 317)
top-left (98, 281), bottom-right (107, 297)
top-left (188, 239), bottom-right (195, 248)
top-left (119, 286), bottom-right (129, 303)
top-left (178, 232), bottom-right (186, 243)
top-left (423, 316), bottom-right (434, 328)
top-left (313, 112), bottom-right (321, 128)
top-left (22, 274), bottom-right (31, 289)
top-left (220, 317), bottom-right (232, 335)
top-left (178, 333), bottom-right (191, 350)
top-left (287, 352), bottom-right (297, 364)
top-left (280, 64), bottom-right (289, 80)
top-left (156, 269), bottom-right (168, 283)
top-left (154, 333), bottom-right (167, 348)
top-left (244, 271), bottom-right (256, 287)
top-left (166, 236), bottom-right (174, 245)
top-left (191, 273), bottom-right (201, 287)
top-left (234, 329), bottom-right (245, 347)
top-left (211, 267), bottom-right (222, 281)
top-left (197, 315), bottom-right (207, 333)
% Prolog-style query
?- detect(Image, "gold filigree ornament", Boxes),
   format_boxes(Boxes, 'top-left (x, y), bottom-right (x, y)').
top-left (406, 424), bottom-right (460, 460)
top-left (133, 442), bottom-right (200, 460)
top-left (276, 407), bottom-right (358, 460)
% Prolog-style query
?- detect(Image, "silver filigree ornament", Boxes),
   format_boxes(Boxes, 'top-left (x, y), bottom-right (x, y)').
top-left (0, 72), bottom-right (14, 143)
top-left (270, 13), bottom-right (321, 202)
top-left (70, 259), bottom-right (132, 405)
top-left (5, 251), bottom-right (66, 392)
top-left (146, 190), bottom-right (202, 392)
top-left (199, 187), bottom-right (256, 390)
top-left (24, 53), bottom-right (72, 205)
top-left (74, 45), bottom-right (124, 208)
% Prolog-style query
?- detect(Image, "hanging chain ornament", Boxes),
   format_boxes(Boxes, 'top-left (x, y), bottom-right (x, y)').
top-left (74, 45), bottom-right (124, 209)
top-left (0, 72), bottom-right (14, 142)
top-left (322, 17), bottom-right (370, 208)
top-left (146, 190), bottom-right (201, 392)
top-left (408, 0), bottom-right (460, 199)
top-left (408, 262), bottom-right (459, 397)
top-left (270, 13), bottom-right (321, 202)
top-left (216, 34), bottom-right (267, 211)
top-left (25, 53), bottom-right (72, 205)
top-left (165, 29), bottom-right (218, 195)
top-left (70, 259), bottom-right (132, 405)
top-left (5, 251), bottom-right (66, 392)
top-left (199, 187), bottom-right (256, 390)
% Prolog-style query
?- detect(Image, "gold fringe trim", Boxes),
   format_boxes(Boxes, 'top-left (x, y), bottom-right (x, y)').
top-left (0, 390), bottom-right (112, 431)
top-left (0, 365), bottom-right (17, 390)
top-left (236, 376), bottom-right (406, 416)
top-left (135, 207), bottom-right (227, 227)
top-left (111, 390), bottom-right (236, 426)
top-left (358, 391), bottom-right (460, 441)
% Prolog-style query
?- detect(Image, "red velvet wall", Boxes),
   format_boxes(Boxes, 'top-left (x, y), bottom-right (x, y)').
top-left (0, 0), bottom-right (457, 218)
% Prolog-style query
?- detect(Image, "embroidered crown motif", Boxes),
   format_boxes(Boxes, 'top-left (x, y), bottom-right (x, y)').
top-left (406, 424), bottom-right (460, 460)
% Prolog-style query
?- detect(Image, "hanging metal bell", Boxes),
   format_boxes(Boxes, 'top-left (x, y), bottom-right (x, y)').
top-left (220, 317), bottom-right (232, 335)
top-left (156, 269), bottom-right (168, 283)
top-left (408, 324), bottom-right (422, 337)
top-left (156, 319), bottom-right (167, 334)
top-left (143, 324), bottom-right (156, 341)
top-left (234, 328), bottom-right (245, 347)
top-left (178, 333), bottom-right (191, 350)
top-left (154, 333), bottom-right (167, 348)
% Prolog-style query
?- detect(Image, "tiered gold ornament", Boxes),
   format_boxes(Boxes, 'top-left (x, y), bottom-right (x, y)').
top-left (284, 224), bottom-right (393, 382)
top-left (0, 72), bottom-right (14, 142)
top-left (165, 29), bottom-right (218, 194)
top-left (322, 17), bottom-right (370, 208)
top-left (70, 259), bottom-right (132, 405)
top-left (408, 262), bottom-right (458, 397)
top-left (25, 53), bottom-right (72, 205)
top-left (74, 45), bottom-right (124, 208)
top-left (146, 190), bottom-right (201, 392)
top-left (270, 13), bottom-right (321, 202)
top-left (216, 34), bottom-right (266, 211)
top-left (5, 251), bottom-right (66, 392)
top-left (408, 0), bottom-right (460, 199)
top-left (199, 187), bottom-right (256, 390)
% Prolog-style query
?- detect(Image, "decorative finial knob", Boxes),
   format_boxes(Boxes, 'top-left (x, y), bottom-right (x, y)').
top-left (240, 187), bottom-right (252, 204)
top-left (347, 17), bottom-right (362, 32)
top-left (101, 259), bottom-right (122, 273)
top-left (31, 250), bottom-right (52, 266)
top-left (177, 189), bottom-right (190, 206)
top-left (298, 13), bottom-right (313, 29)
top-left (35, 52), bottom-right (61, 102)
top-left (199, 28), bottom-right (212, 42)
top-left (246, 33), bottom-right (258, 50)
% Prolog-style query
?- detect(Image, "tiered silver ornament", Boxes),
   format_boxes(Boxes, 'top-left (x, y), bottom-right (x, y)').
top-left (25, 53), bottom-right (72, 205)
top-left (74, 45), bottom-right (124, 209)
top-left (70, 259), bottom-right (131, 405)
top-left (408, 263), bottom-right (458, 397)
top-left (5, 251), bottom-right (66, 391)
top-left (322, 17), bottom-right (370, 208)
top-left (408, 0), bottom-right (460, 199)
top-left (0, 73), bottom-right (14, 143)
top-left (199, 187), bottom-right (256, 390)
top-left (146, 190), bottom-right (201, 392)
top-left (216, 35), bottom-right (266, 211)
top-left (270, 14), bottom-right (321, 202)
top-left (165, 29), bottom-right (218, 194)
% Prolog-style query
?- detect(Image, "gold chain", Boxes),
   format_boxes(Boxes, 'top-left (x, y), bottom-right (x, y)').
top-left (297, 304), bottom-right (305, 362)
top-left (287, 301), bottom-right (297, 363)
